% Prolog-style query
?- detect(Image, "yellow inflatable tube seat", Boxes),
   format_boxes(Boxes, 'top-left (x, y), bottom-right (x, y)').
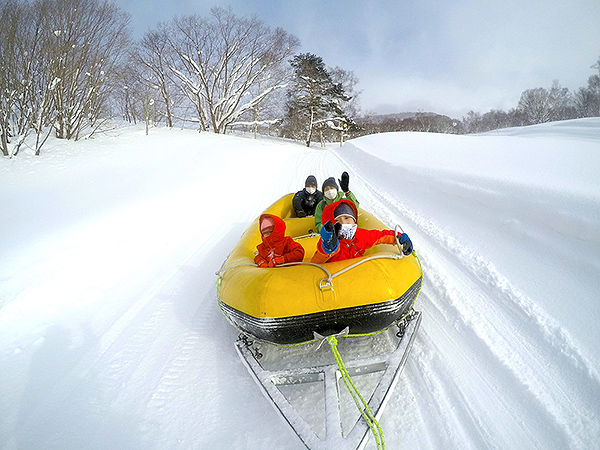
top-left (217, 193), bottom-right (422, 344)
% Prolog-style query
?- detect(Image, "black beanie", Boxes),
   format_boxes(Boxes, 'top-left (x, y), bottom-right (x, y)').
top-left (333, 202), bottom-right (356, 222)
top-left (322, 177), bottom-right (339, 192)
top-left (305, 175), bottom-right (317, 187)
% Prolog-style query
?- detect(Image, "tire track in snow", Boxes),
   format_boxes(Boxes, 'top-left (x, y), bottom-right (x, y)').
top-left (138, 331), bottom-right (207, 448)
top-left (337, 144), bottom-right (600, 378)
top-left (366, 183), bottom-right (600, 448)
top-left (8, 142), bottom-right (296, 447)
top-left (128, 144), bottom-right (325, 449)
top-left (331, 147), bottom-right (600, 448)
top-left (408, 274), bottom-right (572, 449)
top-left (137, 224), bottom-right (305, 449)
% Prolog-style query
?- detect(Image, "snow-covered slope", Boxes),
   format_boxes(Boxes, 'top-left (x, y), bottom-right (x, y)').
top-left (1, 119), bottom-right (599, 449)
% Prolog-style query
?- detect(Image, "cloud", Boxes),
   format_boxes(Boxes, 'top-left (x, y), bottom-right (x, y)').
top-left (357, 0), bottom-right (600, 115)
top-left (116, 0), bottom-right (600, 117)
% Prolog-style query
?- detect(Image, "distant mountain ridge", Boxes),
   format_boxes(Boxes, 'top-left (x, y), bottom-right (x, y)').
top-left (367, 112), bottom-right (438, 123)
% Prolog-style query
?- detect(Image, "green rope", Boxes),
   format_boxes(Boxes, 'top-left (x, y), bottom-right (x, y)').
top-left (327, 335), bottom-right (386, 450)
top-left (413, 250), bottom-right (424, 282)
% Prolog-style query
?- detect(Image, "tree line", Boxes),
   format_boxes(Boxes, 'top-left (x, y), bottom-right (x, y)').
top-left (459, 76), bottom-right (600, 134)
top-left (357, 74), bottom-right (600, 136)
top-left (1, 0), bottom-right (599, 157)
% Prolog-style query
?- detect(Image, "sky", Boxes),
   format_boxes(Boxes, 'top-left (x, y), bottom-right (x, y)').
top-left (115, 0), bottom-right (600, 118)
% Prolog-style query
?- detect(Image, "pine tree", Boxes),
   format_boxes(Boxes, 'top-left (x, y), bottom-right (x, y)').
top-left (284, 53), bottom-right (352, 147)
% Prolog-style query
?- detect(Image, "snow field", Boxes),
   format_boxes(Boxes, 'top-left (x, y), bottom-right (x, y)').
top-left (1, 119), bottom-right (599, 449)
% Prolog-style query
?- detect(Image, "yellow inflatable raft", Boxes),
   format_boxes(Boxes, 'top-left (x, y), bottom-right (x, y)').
top-left (216, 193), bottom-right (422, 345)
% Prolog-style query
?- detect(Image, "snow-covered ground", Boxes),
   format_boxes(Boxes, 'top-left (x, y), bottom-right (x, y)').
top-left (1, 118), bottom-right (599, 449)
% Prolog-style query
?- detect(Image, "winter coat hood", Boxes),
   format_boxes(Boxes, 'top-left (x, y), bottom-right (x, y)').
top-left (321, 199), bottom-right (359, 225)
top-left (259, 213), bottom-right (286, 244)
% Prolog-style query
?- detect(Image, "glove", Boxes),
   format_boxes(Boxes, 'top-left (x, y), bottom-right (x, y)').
top-left (269, 256), bottom-right (286, 267)
top-left (255, 256), bottom-right (268, 268)
top-left (320, 221), bottom-right (341, 255)
top-left (297, 210), bottom-right (307, 218)
top-left (339, 171), bottom-right (350, 193)
top-left (398, 233), bottom-right (413, 255)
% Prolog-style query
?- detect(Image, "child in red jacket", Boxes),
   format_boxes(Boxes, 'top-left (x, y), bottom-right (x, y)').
top-left (311, 199), bottom-right (413, 264)
top-left (255, 214), bottom-right (305, 267)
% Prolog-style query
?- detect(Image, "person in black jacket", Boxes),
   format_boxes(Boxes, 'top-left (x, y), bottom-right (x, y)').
top-left (292, 175), bottom-right (323, 217)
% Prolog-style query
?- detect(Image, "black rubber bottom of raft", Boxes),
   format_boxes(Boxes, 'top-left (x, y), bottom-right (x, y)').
top-left (219, 277), bottom-right (422, 345)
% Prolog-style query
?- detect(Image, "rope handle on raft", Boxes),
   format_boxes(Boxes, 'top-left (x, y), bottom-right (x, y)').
top-left (215, 254), bottom-right (402, 293)
top-left (317, 254), bottom-right (402, 291)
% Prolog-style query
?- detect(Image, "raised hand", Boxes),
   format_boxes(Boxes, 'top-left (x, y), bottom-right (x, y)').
top-left (339, 172), bottom-right (349, 192)
top-left (321, 221), bottom-right (341, 254)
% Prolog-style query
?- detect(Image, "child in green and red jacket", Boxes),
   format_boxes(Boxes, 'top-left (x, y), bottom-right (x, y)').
top-left (314, 172), bottom-right (359, 232)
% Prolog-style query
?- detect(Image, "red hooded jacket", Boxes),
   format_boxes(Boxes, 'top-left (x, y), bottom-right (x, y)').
top-left (254, 214), bottom-right (305, 267)
top-left (311, 199), bottom-right (396, 264)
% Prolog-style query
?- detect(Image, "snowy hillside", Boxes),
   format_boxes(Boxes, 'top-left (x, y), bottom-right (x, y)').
top-left (1, 119), bottom-right (599, 449)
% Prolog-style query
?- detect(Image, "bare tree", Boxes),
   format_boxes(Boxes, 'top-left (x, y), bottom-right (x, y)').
top-left (575, 82), bottom-right (600, 117)
top-left (578, 56), bottom-right (600, 117)
top-left (118, 69), bottom-right (139, 124)
top-left (0, 0), bottom-right (132, 155)
top-left (0, 0), bottom-right (40, 156)
top-left (43, 0), bottom-right (131, 140)
top-left (548, 80), bottom-right (575, 121)
top-left (593, 55), bottom-right (600, 116)
top-left (167, 7), bottom-right (299, 133)
top-left (518, 87), bottom-right (552, 124)
top-left (131, 24), bottom-right (180, 128)
top-left (573, 55), bottom-right (600, 118)
top-left (518, 81), bottom-right (576, 125)
top-left (230, 27), bottom-right (297, 138)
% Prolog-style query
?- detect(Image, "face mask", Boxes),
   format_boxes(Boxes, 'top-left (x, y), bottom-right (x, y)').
top-left (339, 223), bottom-right (357, 240)
top-left (324, 189), bottom-right (338, 200)
top-left (306, 186), bottom-right (316, 194)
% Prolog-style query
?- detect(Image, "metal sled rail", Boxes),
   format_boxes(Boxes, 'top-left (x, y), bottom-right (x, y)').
top-left (235, 311), bottom-right (422, 450)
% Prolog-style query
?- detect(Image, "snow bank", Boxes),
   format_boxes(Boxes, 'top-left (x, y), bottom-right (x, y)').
top-left (1, 119), bottom-right (599, 449)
